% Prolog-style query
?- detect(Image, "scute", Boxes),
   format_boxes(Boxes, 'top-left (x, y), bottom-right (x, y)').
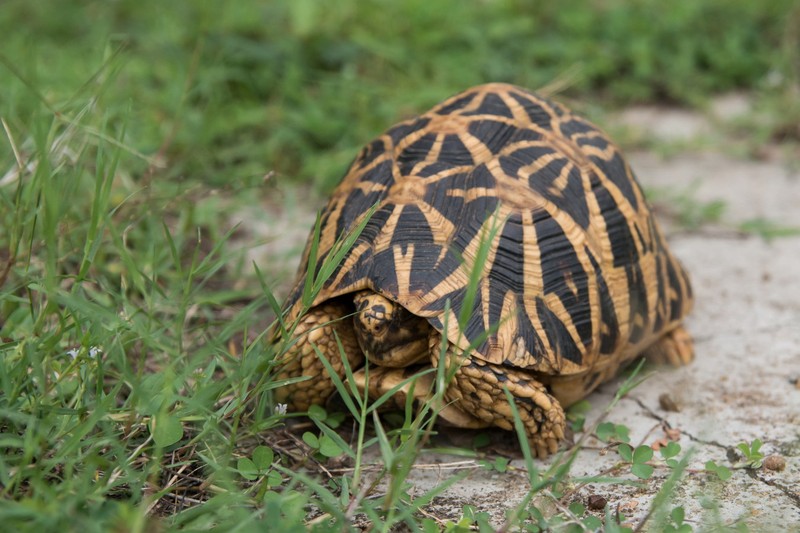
top-left (465, 91), bottom-right (515, 118)
top-left (467, 120), bottom-right (520, 154)
top-left (283, 83), bottom-right (693, 378)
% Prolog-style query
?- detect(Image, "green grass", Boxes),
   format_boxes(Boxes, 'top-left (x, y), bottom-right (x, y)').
top-left (1, 1), bottom-right (797, 530)
top-left (2, 0), bottom-right (798, 190)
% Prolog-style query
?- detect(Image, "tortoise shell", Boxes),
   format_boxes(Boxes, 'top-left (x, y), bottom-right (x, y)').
top-left (281, 83), bottom-right (692, 382)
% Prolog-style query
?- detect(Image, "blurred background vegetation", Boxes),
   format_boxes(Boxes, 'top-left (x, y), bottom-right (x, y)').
top-left (2, 0), bottom-right (798, 193)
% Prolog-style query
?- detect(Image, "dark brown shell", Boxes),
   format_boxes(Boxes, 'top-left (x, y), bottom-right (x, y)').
top-left (282, 83), bottom-right (692, 376)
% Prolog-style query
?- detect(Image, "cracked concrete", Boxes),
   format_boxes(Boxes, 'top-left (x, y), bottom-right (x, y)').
top-left (242, 101), bottom-right (800, 529)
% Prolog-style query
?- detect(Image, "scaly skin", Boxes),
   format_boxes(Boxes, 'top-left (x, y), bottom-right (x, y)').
top-left (348, 301), bottom-right (567, 457)
top-left (273, 301), bottom-right (363, 411)
top-left (430, 339), bottom-right (566, 458)
top-left (352, 291), bottom-right (430, 367)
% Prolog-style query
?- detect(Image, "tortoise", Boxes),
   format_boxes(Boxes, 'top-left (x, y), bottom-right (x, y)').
top-left (273, 83), bottom-right (693, 457)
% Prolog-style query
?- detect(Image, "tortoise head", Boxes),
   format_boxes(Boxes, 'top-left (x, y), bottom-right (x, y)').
top-left (352, 291), bottom-right (430, 367)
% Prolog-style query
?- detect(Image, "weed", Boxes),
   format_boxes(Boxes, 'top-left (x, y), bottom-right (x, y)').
top-left (650, 183), bottom-right (800, 239)
top-left (738, 218), bottom-right (800, 242)
top-left (735, 438), bottom-right (765, 469)
top-left (618, 444), bottom-right (656, 480)
top-left (660, 441), bottom-right (683, 466)
top-left (663, 506), bottom-right (693, 533)
top-left (566, 399), bottom-right (592, 433)
top-left (649, 182), bottom-right (728, 231)
top-left (704, 460), bottom-right (734, 482)
top-left (596, 421), bottom-right (632, 444)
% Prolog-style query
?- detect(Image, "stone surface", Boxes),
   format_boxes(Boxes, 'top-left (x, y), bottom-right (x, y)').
top-left (616, 106), bottom-right (714, 142)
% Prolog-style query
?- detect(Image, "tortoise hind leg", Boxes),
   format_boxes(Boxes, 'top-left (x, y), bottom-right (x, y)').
top-left (432, 348), bottom-right (566, 458)
top-left (641, 325), bottom-right (694, 367)
top-left (274, 301), bottom-right (363, 412)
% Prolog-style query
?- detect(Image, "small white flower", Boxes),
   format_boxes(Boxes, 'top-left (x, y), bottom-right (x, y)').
top-left (274, 403), bottom-right (288, 416)
top-left (66, 346), bottom-right (102, 360)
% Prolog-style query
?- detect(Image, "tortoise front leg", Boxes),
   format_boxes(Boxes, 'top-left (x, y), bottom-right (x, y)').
top-left (274, 301), bottom-right (363, 412)
top-left (350, 365), bottom-right (491, 429)
top-left (432, 348), bottom-right (566, 458)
